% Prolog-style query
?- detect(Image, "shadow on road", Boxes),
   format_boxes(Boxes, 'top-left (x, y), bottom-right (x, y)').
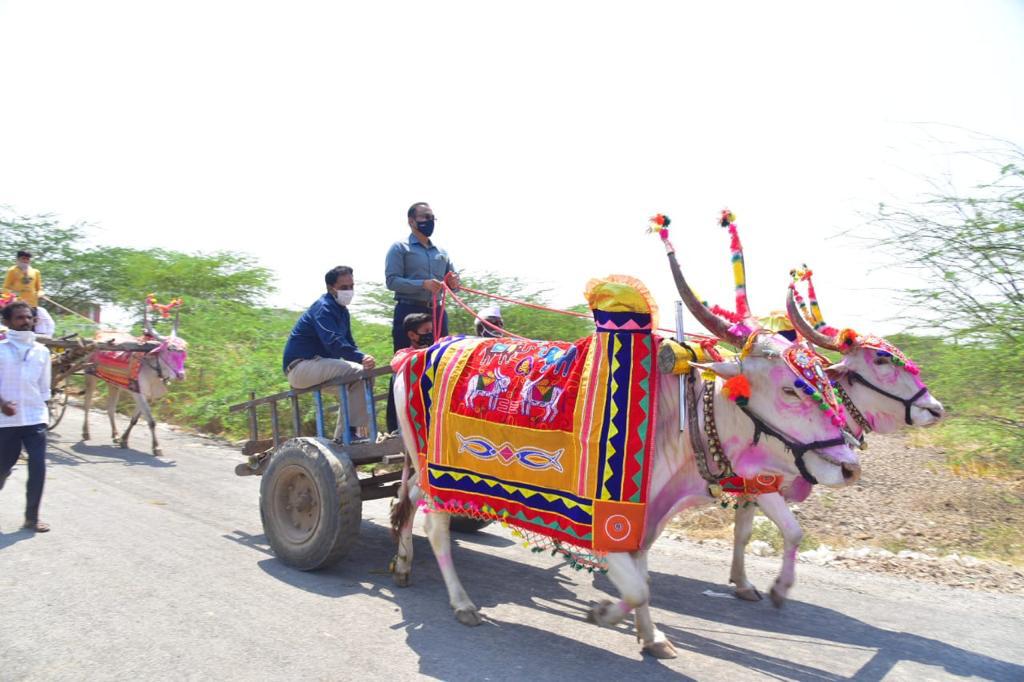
top-left (0, 527), bottom-right (36, 550)
top-left (222, 529), bottom-right (275, 558)
top-left (239, 519), bottom-right (1020, 680)
top-left (251, 520), bottom-right (693, 678)
top-left (45, 440), bottom-right (176, 469)
top-left (634, 567), bottom-right (1023, 681)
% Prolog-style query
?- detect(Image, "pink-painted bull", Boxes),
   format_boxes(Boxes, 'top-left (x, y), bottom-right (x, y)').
top-left (81, 311), bottom-right (188, 457)
top-left (723, 279), bottom-right (945, 601)
top-left (389, 244), bottom-right (863, 658)
top-left (685, 211), bottom-right (945, 602)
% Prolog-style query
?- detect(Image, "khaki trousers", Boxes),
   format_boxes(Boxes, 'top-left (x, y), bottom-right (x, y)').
top-left (287, 357), bottom-right (369, 438)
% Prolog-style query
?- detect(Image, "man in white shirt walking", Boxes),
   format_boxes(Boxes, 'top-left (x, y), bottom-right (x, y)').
top-left (0, 301), bottom-right (52, 532)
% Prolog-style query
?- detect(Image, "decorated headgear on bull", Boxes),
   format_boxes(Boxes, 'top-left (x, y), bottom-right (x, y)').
top-left (648, 213), bottom-right (861, 489)
top-left (685, 209), bottom-right (942, 433)
top-left (141, 294), bottom-right (188, 380)
top-left (785, 266), bottom-right (943, 429)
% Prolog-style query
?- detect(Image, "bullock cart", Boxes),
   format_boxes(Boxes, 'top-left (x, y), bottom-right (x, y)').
top-left (37, 335), bottom-right (161, 431)
top-left (230, 367), bottom-right (486, 571)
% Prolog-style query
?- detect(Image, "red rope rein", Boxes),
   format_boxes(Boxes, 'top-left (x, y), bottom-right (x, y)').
top-left (437, 280), bottom-right (715, 343)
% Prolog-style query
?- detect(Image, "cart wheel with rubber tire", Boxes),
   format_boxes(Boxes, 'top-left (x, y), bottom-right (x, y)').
top-left (260, 438), bottom-right (362, 571)
top-left (47, 378), bottom-right (69, 431)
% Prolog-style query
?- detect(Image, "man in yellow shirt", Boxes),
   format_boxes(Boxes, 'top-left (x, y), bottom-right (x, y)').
top-left (3, 251), bottom-right (42, 308)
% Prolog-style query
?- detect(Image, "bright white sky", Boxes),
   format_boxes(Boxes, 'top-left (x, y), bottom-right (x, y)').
top-left (1, 1), bottom-right (1022, 335)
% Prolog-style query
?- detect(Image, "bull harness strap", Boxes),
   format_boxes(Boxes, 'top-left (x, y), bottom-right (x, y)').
top-left (690, 369), bottom-right (850, 488)
top-left (846, 371), bottom-right (928, 426)
top-left (735, 403), bottom-right (857, 487)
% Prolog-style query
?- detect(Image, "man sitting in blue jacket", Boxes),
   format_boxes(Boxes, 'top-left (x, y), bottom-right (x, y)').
top-left (283, 266), bottom-right (376, 441)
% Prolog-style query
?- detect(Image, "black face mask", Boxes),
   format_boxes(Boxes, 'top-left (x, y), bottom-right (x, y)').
top-left (416, 333), bottom-right (434, 348)
top-left (416, 218), bottom-right (435, 237)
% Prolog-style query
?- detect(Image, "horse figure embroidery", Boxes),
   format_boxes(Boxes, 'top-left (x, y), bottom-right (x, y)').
top-left (519, 375), bottom-right (564, 423)
top-left (483, 342), bottom-right (521, 365)
top-left (463, 367), bottom-right (511, 412)
top-left (549, 345), bottom-right (578, 377)
top-left (534, 345), bottom-right (579, 378)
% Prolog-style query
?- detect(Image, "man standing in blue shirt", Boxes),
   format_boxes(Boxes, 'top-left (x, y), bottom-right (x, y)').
top-left (283, 266), bottom-right (376, 441)
top-left (384, 202), bottom-right (456, 432)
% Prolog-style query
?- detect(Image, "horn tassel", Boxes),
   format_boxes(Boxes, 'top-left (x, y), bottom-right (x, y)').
top-left (720, 210), bottom-right (751, 319)
top-left (648, 213), bottom-right (746, 349)
top-left (786, 285), bottom-right (841, 351)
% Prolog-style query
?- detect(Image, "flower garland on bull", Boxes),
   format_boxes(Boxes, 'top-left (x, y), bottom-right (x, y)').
top-left (649, 214), bottom-right (858, 508)
top-left (397, 275), bottom-right (662, 572)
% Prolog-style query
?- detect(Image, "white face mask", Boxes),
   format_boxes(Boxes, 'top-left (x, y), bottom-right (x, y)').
top-left (17, 262), bottom-right (29, 271)
top-left (335, 290), bottom-right (354, 306)
top-left (6, 330), bottom-right (35, 344)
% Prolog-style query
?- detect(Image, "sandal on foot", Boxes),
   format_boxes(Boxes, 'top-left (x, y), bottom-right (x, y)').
top-left (22, 521), bottom-right (50, 533)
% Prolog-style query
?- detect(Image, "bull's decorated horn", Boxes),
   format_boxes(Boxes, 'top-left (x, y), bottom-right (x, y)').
top-left (172, 308), bottom-right (180, 337)
top-left (720, 209), bottom-right (751, 319)
top-left (649, 214), bottom-right (747, 349)
top-left (786, 284), bottom-right (841, 351)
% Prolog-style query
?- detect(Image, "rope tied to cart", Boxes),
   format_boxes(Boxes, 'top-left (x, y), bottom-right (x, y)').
top-left (431, 273), bottom-right (717, 342)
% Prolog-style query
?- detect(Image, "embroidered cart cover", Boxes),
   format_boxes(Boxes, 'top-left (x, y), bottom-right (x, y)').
top-left (398, 276), bottom-right (660, 553)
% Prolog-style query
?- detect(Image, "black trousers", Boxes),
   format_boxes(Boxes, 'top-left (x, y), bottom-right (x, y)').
top-left (386, 302), bottom-right (449, 433)
top-left (0, 423), bottom-right (47, 522)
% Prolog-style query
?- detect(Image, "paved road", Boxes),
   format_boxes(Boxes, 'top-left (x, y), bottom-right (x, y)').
top-left (1, 407), bottom-right (1022, 681)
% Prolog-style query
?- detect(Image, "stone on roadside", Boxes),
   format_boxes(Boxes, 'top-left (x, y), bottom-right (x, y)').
top-left (799, 545), bottom-right (837, 566)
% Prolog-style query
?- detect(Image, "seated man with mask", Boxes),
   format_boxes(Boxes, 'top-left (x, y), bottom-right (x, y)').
top-left (474, 305), bottom-right (505, 338)
top-left (283, 266), bottom-right (376, 442)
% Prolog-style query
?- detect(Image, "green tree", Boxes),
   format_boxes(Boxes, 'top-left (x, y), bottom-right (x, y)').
top-left (872, 148), bottom-right (1023, 343)
top-left (870, 144), bottom-right (1024, 471)
top-left (0, 210), bottom-right (97, 311)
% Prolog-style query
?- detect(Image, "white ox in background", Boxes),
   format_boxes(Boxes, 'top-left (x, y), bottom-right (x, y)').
top-left (81, 318), bottom-right (188, 457)
top-left (722, 285), bottom-right (946, 601)
top-left (389, 253), bottom-right (866, 659)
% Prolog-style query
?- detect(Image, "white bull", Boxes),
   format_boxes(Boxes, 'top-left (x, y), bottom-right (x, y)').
top-left (723, 286), bottom-right (945, 601)
top-left (389, 252), bottom-right (864, 658)
top-left (81, 334), bottom-right (188, 457)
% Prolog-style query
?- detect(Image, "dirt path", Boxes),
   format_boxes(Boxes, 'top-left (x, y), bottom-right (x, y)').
top-left (670, 431), bottom-right (1024, 593)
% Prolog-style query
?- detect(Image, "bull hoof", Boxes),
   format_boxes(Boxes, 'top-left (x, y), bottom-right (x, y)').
top-left (734, 585), bottom-right (763, 602)
top-left (153, 449), bottom-right (162, 457)
top-left (454, 607), bottom-right (482, 626)
top-left (770, 583), bottom-right (787, 608)
top-left (587, 599), bottom-right (614, 625)
top-left (393, 571), bottom-right (411, 588)
top-left (643, 639), bottom-right (678, 659)
top-left (118, 440), bottom-right (128, 449)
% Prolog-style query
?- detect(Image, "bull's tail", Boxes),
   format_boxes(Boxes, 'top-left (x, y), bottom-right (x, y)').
top-left (390, 450), bottom-right (415, 540)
